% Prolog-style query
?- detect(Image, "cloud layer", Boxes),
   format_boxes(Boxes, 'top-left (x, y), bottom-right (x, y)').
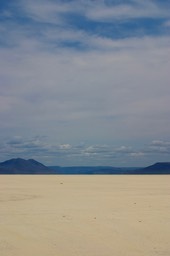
top-left (0, 0), bottom-right (170, 165)
top-left (1, 136), bottom-right (170, 166)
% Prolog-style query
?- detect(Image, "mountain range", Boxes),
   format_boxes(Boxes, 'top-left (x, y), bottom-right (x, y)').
top-left (0, 158), bottom-right (170, 174)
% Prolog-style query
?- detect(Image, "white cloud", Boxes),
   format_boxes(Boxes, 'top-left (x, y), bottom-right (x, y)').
top-left (19, 0), bottom-right (71, 25)
top-left (147, 140), bottom-right (170, 154)
top-left (164, 20), bottom-right (170, 27)
top-left (59, 144), bottom-right (72, 150)
top-left (16, 0), bottom-right (170, 28)
top-left (130, 152), bottom-right (145, 157)
top-left (85, 0), bottom-right (170, 21)
top-left (151, 140), bottom-right (170, 147)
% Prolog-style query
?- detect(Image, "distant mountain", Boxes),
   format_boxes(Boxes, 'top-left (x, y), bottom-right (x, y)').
top-left (131, 162), bottom-right (170, 174)
top-left (0, 158), bottom-right (57, 174)
top-left (0, 158), bottom-right (170, 174)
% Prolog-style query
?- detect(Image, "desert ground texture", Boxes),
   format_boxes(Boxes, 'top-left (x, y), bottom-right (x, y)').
top-left (0, 175), bottom-right (170, 256)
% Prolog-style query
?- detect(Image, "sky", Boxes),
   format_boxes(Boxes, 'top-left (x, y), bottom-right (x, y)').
top-left (0, 0), bottom-right (170, 167)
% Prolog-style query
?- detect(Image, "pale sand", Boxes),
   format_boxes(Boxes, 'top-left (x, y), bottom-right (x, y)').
top-left (0, 175), bottom-right (170, 256)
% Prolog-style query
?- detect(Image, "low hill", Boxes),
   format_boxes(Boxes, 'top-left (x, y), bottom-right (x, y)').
top-left (48, 166), bottom-right (125, 174)
top-left (131, 162), bottom-right (170, 174)
top-left (0, 158), bottom-right (57, 174)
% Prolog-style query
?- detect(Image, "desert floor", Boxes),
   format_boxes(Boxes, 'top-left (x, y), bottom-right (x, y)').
top-left (0, 175), bottom-right (170, 256)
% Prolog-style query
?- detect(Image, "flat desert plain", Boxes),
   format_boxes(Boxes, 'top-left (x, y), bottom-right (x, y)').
top-left (0, 175), bottom-right (170, 256)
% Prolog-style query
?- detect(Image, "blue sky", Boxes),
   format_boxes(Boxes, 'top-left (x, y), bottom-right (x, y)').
top-left (0, 0), bottom-right (170, 166)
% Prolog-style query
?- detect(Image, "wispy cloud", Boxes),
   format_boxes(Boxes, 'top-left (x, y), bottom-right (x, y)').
top-left (85, 0), bottom-right (170, 21)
